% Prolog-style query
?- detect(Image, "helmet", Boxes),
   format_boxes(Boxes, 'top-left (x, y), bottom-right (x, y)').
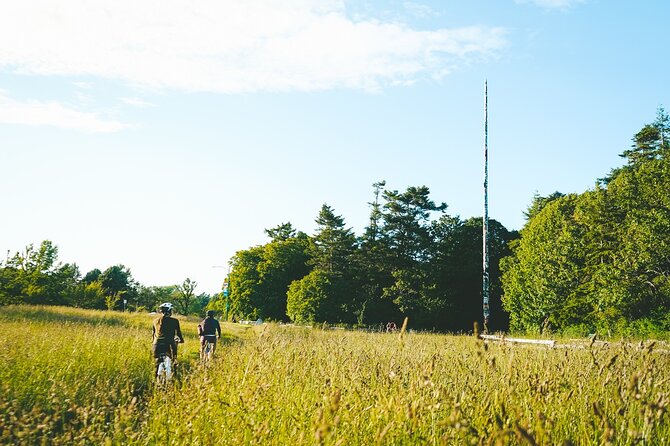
top-left (207, 310), bottom-right (215, 318)
top-left (159, 302), bottom-right (174, 315)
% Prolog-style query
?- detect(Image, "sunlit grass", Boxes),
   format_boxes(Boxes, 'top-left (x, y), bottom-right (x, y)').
top-left (0, 306), bottom-right (203, 444)
top-left (1, 306), bottom-right (669, 445)
top-left (144, 326), bottom-right (670, 445)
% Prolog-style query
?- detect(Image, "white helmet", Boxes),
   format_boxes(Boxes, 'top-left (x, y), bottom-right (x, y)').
top-left (159, 302), bottom-right (174, 314)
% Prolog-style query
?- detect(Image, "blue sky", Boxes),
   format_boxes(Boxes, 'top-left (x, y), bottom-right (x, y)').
top-left (1, 0), bottom-right (668, 295)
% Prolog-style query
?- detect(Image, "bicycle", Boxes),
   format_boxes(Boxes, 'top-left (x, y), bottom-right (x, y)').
top-left (156, 352), bottom-right (173, 386)
top-left (155, 337), bottom-right (181, 386)
top-left (200, 335), bottom-right (217, 363)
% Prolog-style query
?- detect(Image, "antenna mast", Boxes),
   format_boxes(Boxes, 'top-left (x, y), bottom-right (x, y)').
top-left (483, 81), bottom-right (490, 332)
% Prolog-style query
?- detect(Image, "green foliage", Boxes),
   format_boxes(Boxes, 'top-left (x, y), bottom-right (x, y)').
top-left (0, 241), bottom-right (79, 306)
top-left (229, 230), bottom-right (310, 322)
top-left (228, 184), bottom-right (515, 331)
top-left (431, 217), bottom-right (516, 332)
top-left (620, 106), bottom-right (670, 167)
top-left (99, 265), bottom-right (137, 310)
top-left (309, 204), bottom-right (357, 276)
top-left (173, 277), bottom-right (197, 314)
top-left (72, 280), bottom-right (107, 309)
top-left (381, 185), bottom-right (446, 265)
top-left (502, 194), bottom-right (588, 332)
top-left (523, 191), bottom-right (565, 221)
top-left (11, 110), bottom-right (670, 334)
top-left (228, 246), bottom-right (264, 319)
top-left (503, 108), bottom-right (670, 334)
top-left (264, 222), bottom-right (297, 241)
top-left (286, 270), bottom-right (333, 323)
top-left (136, 285), bottom-right (175, 313)
top-left (105, 291), bottom-right (124, 311)
top-left (0, 242), bottom-right (151, 312)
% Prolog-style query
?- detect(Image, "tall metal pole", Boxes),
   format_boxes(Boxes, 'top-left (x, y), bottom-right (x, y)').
top-left (482, 81), bottom-right (490, 332)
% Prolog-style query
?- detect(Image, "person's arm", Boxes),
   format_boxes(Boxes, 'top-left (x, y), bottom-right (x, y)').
top-left (176, 320), bottom-right (184, 343)
top-left (216, 320), bottom-right (221, 338)
top-left (152, 324), bottom-right (156, 341)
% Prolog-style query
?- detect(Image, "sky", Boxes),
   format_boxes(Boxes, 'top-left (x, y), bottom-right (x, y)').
top-left (1, 0), bottom-right (668, 295)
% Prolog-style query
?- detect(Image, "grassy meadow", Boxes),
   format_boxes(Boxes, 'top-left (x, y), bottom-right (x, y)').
top-left (1, 306), bottom-right (669, 445)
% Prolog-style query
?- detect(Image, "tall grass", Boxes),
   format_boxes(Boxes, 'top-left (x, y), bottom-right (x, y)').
top-left (144, 326), bottom-right (670, 445)
top-left (0, 306), bottom-right (201, 444)
top-left (1, 306), bottom-right (669, 445)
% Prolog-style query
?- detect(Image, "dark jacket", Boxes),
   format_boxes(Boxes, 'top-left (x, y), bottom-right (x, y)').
top-left (201, 316), bottom-right (221, 338)
top-left (153, 315), bottom-right (184, 344)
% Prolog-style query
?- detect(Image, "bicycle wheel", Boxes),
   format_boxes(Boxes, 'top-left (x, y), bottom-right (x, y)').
top-left (156, 355), bottom-right (172, 385)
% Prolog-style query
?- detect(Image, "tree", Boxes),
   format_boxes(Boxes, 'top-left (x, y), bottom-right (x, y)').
top-left (228, 246), bottom-right (265, 320)
top-left (255, 234), bottom-right (310, 321)
top-left (286, 270), bottom-right (333, 323)
top-left (298, 204), bottom-right (357, 322)
top-left (265, 222), bottom-right (297, 242)
top-left (620, 107), bottom-right (669, 166)
top-left (69, 280), bottom-right (106, 309)
top-left (136, 285), bottom-right (176, 312)
top-left (174, 278), bottom-right (197, 314)
top-left (355, 181), bottom-right (395, 325)
top-left (99, 265), bottom-right (137, 310)
top-left (501, 195), bottom-right (587, 332)
top-left (524, 191), bottom-right (565, 221)
top-left (310, 204), bottom-right (357, 276)
top-left (502, 111), bottom-right (670, 334)
top-left (105, 291), bottom-right (124, 311)
top-left (588, 157), bottom-right (670, 326)
top-left (228, 227), bottom-right (310, 321)
top-left (429, 217), bottom-right (517, 332)
top-left (381, 186), bottom-right (447, 265)
top-left (0, 240), bottom-right (79, 306)
top-left (82, 268), bottom-right (102, 284)
top-left (0, 265), bottom-right (23, 306)
top-left (379, 186), bottom-right (447, 322)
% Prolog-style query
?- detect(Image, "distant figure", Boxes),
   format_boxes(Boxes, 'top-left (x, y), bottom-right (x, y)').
top-left (152, 302), bottom-right (184, 376)
top-left (386, 321), bottom-right (397, 332)
top-left (200, 310), bottom-right (222, 360)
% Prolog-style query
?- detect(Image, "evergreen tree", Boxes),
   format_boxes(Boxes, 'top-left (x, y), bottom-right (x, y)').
top-left (287, 205), bottom-right (357, 323)
top-left (380, 186), bottom-right (447, 322)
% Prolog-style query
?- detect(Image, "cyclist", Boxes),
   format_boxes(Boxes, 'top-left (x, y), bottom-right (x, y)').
top-left (152, 302), bottom-right (184, 376)
top-left (200, 310), bottom-right (221, 360)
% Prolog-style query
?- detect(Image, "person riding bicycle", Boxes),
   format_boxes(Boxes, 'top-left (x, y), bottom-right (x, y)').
top-left (200, 310), bottom-right (221, 360)
top-left (152, 302), bottom-right (184, 376)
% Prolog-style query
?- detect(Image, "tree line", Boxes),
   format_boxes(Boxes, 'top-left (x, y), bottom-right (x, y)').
top-left (219, 108), bottom-right (670, 335)
top-left (501, 107), bottom-right (670, 336)
top-left (218, 182), bottom-right (518, 332)
top-left (3, 108), bottom-right (667, 335)
top-left (0, 241), bottom-right (211, 315)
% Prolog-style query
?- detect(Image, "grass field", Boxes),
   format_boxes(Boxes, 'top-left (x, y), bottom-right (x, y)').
top-left (1, 306), bottom-right (669, 445)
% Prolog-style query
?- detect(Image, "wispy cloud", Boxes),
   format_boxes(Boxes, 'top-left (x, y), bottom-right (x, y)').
top-left (0, 0), bottom-right (506, 93)
top-left (515, 0), bottom-right (585, 10)
top-left (0, 92), bottom-right (129, 133)
top-left (403, 2), bottom-right (442, 19)
top-left (121, 97), bottom-right (154, 108)
top-left (73, 81), bottom-right (92, 89)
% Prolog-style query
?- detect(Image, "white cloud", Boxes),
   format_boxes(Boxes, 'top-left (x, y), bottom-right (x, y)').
top-left (515, 0), bottom-right (585, 10)
top-left (121, 97), bottom-right (154, 108)
top-left (403, 2), bottom-right (441, 19)
top-left (73, 81), bottom-right (92, 89)
top-left (0, 0), bottom-right (506, 93)
top-left (0, 92), bottom-right (129, 133)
